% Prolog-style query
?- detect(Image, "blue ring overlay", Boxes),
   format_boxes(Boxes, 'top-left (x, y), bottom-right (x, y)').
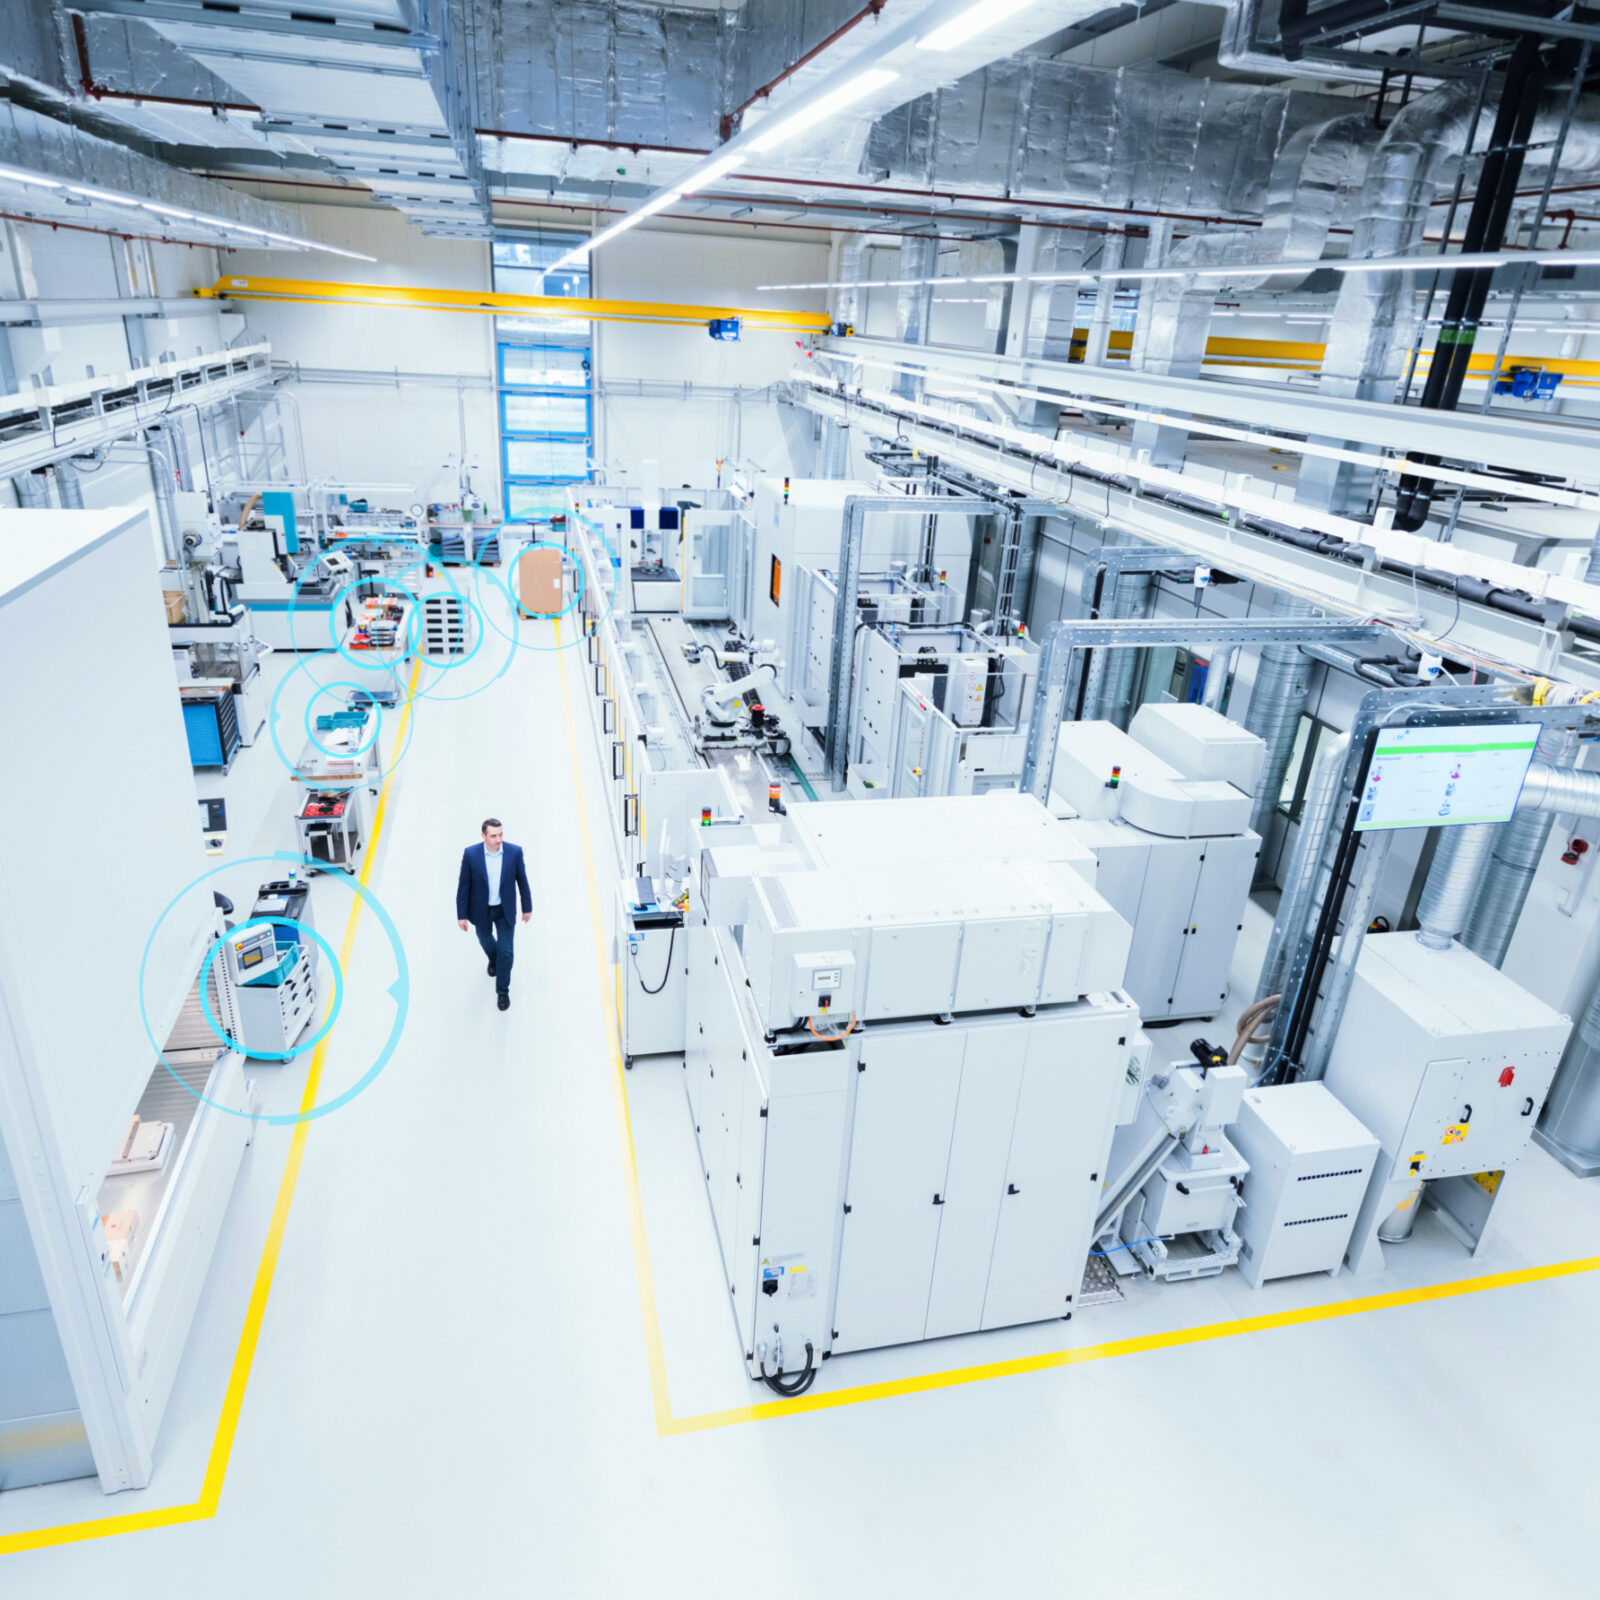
top-left (303, 680), bottom-right (383, 761)
top-left (138, 852), bottom-right (410, 1126)
top-left (475, 533), bottom-right (600, 653)
top-left (197, 915), bottom-right (345, 1062)
top-left (267, 649), bottom-right (419, 786)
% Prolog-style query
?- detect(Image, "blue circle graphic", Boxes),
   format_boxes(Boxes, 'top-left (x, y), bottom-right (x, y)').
top-left (303, 680), bottom-right (383, 762)
top-left (197, 915), bottom-right (345, 1062)
top-left (138, 852), bottom-right (410, 1126)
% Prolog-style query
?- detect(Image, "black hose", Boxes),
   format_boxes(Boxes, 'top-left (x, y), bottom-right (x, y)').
top-left (760, 1341), bottom-right (817, 1397)
top-left (632, 924), bottom-right (675, 996)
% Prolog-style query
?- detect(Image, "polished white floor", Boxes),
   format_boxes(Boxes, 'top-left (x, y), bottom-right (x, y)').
top-left (5, 581), bottom-right (1600, 1597)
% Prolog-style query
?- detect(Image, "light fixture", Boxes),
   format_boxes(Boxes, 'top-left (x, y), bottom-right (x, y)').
top-left (0, 164), bottom-right (60, 189)
top-left (918, 0), bottom-right (1042, 52)
top-left (1334, 251), bottom-right (1509, 273)
top-left (67, 184), bottom-right (140, 206)
top-left (747, 69), bottom-right (899, 154)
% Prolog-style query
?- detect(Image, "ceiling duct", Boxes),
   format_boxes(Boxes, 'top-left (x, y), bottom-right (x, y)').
top-left (1300, 79), bottom-right (1600, 513)
top-left (68, 0), bottom-right (488, 234)
top-left (1128, 110), bottom-right (1378, 465)
top-left (862, 58), bottom-right (1355, 218)
top-left (0, 96), bottom-right (306, 246)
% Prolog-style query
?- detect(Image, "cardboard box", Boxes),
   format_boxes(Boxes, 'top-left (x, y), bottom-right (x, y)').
top-left (517, 547), bottom-right (565, 617)
top-left (163, 590), bottom-right (187, 625)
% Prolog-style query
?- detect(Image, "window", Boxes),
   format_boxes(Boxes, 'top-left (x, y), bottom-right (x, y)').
top-left (493, 234), bottom-right (593, 522)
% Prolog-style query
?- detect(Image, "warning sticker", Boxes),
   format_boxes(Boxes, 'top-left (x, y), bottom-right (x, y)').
top-left (1472, 1170), bottom-right (1503, 1196)
top-left (760, 1253), bottom-right (811, 1299)
top-left (1442, 1124), bottom-right (1469, 1145)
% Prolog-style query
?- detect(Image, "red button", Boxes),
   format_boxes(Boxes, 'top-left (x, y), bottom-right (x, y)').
top-left (1499, 1066), bottom-right (1516, 1087)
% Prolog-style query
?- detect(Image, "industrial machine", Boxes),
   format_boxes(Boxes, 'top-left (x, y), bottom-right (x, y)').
top-left (1229, 1083), bottom-right (1380, 1288)
top-left (686, 796), bottom-right (1139, 1388)
top-left (747, 477), bottom-right (970, 701)
top-left (851, 622), bottom-right (1038, 798)
top-left (1322, 932), bottom-right (1570, 1274)
top-left (221, 923), bottom-right (316, 1058)
top-left (171, 608), bottom-right (269, 748)
top-left (1051, 703), bottom-right (1265, 1021)
top-left (1097, 1040), bottom-right (1250, 1282)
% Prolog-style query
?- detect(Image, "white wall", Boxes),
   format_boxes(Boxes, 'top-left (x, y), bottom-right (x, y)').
top-left (591, 225), bottom-right (830, 489)
top-left (222, 209), bottom-right (498, 508)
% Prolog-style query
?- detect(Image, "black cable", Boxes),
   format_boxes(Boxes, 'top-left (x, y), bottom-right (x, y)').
top-left (759, 1341), bottom-right (817, 1397)
top-left (631, 923), bottom-right (675, 996)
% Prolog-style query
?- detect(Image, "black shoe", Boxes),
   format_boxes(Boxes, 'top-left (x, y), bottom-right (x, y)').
top-left (487, 960), bottom-right (495, 977)
top-left (497, 991), bottom-right (510, 1011)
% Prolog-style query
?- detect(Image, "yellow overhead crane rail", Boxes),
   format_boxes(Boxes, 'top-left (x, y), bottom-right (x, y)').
top-left (1089, 328), bottom-right (1600, 385)
top-left (193, 274), bottom-right (834, 333)
top-left (193, 277), bottom-right (1600, 383)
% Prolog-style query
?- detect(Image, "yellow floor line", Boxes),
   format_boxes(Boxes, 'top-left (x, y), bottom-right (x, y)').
top-left (556, 629), bottom-right (1600, 1436)
top-left (0, 660), bottom-right (422, 1557)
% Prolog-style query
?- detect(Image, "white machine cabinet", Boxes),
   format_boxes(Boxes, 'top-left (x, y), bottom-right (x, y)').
top-left (1321, 933), bottom-right (1570, 1275)
top-left (1230, 1083), bottom-right (1380, 1287)
top-left (1051, 707), bottom-right (1265, 1022)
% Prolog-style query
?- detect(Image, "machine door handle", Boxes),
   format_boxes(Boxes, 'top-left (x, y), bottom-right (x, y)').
top-left (1006, 1183), bottom-right (1021, 1196)
top-left (932, 1193), bottom-right (944, 1206)
top-left (623, 793), bottom-right (640, 837)
top-left (1460, 1104), bottom-right (1473, 1124)
top-left (602, 698), bottom-right (616, 734)
top-left (1175, 1182), bottom-right (1191, 1196)
top-left (1522, 1097), bottom-right (1536, 1117)
top-left (594, 662), bottom-right (606, 697)
top-left (585, 629), bottom-right (596, 663)
top-left (612, 741), bottom-right (625, 780)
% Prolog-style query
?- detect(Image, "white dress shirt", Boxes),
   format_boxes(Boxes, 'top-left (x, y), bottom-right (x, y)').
top-left (485, 843), bottom-right (504, 908)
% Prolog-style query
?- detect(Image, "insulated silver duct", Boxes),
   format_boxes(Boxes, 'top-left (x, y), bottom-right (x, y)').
top-left (1093, 573), bottom-right (1152, 730)
top-left (1257, 731), bottom-right (1349, 1005)
top-left (1303, 83), bottom-right (1600, 512)
top-left (1416, 759), bottom-right (1600, 952)
top-left (1081, 232), bottom-right (1125, 368)
top-left (1024, 231), bottom-right (1087, 364)
top-left (1130, 113), bottom-right (1375, 468)
top-left (833, 233), bottom-right (867, 333)
top-left (1216, 0), bottom-right (1390, 86)
top-left (861, 58), bottom-right (1351, 216)
top-left (1539, 982), bottom-right (1600, 1178)
top-left (1463, 725), bottom-right (1578, 966)
top-left (893, 235), bottom-right (939, 402)
top-left (1415, 822), bottom-right (1499, 950)
top-left (1245, 594), bottom-right (1318, 841)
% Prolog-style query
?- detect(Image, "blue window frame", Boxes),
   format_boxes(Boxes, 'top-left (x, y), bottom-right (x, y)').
top-left (493, 235), bottom-right (593, 522)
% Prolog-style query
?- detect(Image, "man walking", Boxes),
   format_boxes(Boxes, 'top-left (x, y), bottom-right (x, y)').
top-left (456, 817), bottom-right (532, 1011)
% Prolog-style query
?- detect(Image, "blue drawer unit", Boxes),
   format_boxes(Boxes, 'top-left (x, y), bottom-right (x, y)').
top-left (181, 688), bottom-right (240, 772)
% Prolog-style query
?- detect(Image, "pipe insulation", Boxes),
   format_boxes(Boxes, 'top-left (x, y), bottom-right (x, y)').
top-left (1463, 724), bottom-right (1579, 967)
top-left (1244, 593), bottom-right (1319, 841)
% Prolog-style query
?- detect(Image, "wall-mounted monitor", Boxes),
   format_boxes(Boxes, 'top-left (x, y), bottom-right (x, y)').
top-left (1354, 723), bottom-right (1540, 831)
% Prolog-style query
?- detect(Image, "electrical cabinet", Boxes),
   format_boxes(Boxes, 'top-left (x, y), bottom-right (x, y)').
top-left (687, 920), bottom-right (1137, 1376)
top-left (1322, 933), bottom-right (1570, 1274)
top-left (1069, 818), bottom-right (1257, 1020)
top-left (1230, 1083), bottom-right (1380, 1287)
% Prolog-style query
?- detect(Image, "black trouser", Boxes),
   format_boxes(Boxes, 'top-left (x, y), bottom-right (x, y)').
top-left (475, 904), bottom-right (515, 993)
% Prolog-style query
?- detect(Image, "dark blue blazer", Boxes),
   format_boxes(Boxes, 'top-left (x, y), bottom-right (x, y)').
top-left (457, 841), bottom-right (531, 926)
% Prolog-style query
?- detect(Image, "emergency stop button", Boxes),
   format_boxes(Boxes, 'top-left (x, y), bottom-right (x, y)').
top-left (1499, 1066), bottom-right (1516, 1088)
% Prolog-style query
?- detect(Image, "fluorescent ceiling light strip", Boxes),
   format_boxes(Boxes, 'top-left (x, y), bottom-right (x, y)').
top-left (917, 0), bottom-right (1043, 52)
top-left (0, 164), bottom-right (61, 189)
top-left (748, 69), bottom-right (898, 154)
